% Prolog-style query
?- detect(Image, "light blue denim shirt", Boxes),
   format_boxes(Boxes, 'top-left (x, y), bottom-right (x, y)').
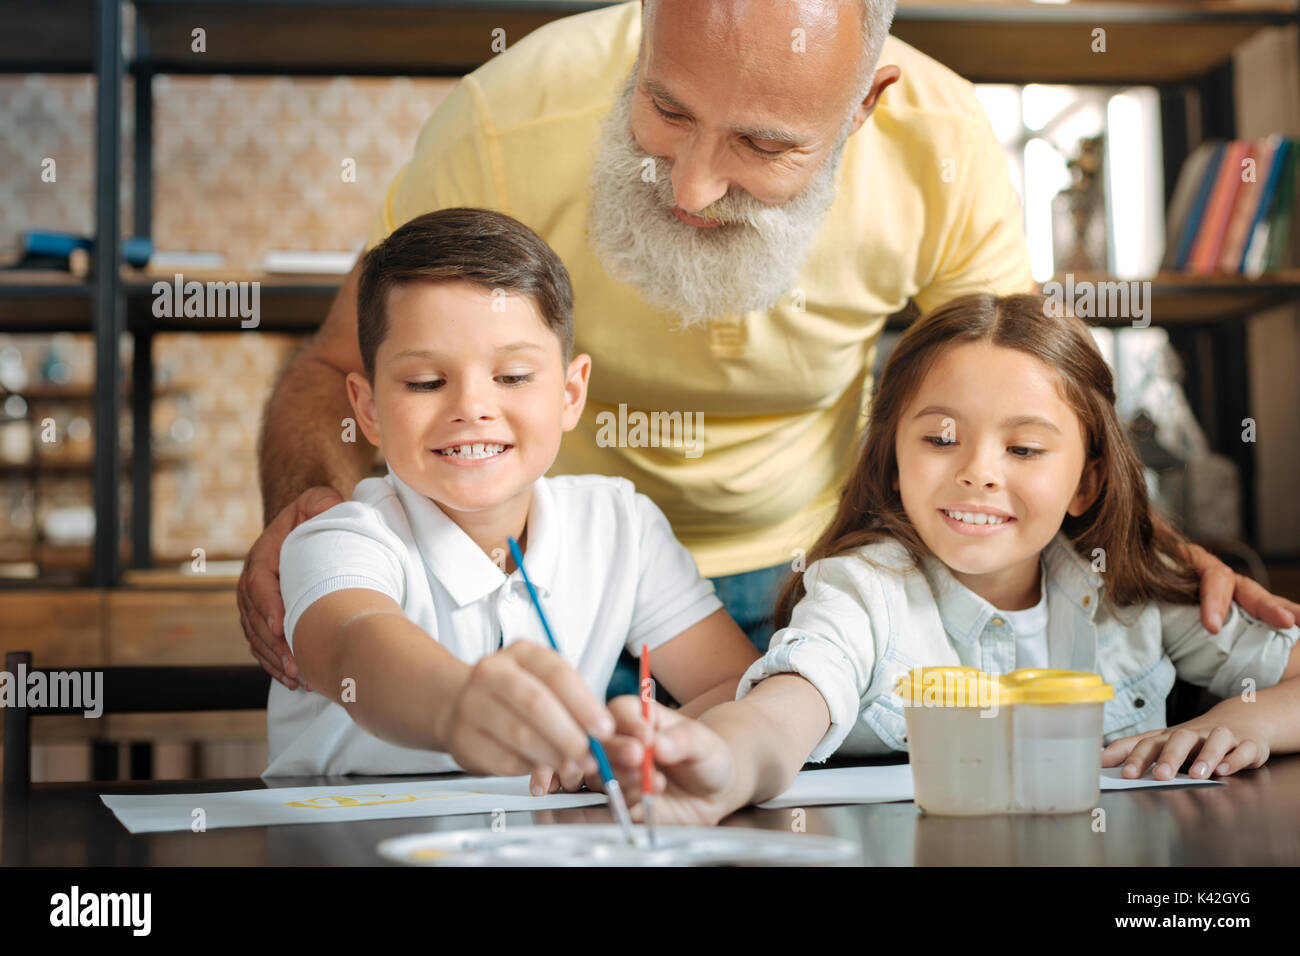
top-left (737, 532), bottom-right (1300, 761)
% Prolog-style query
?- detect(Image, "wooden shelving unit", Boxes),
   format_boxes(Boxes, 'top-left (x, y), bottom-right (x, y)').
top-left (1, 0), bottom-right (1297, 585)
top-left (891, 0), bottom-right (1297, 83)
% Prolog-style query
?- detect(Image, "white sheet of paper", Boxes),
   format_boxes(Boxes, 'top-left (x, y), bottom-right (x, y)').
top-left (758, 763), bottom-right (1223, 809)
top-left (100, 776), bottom-right (607, 834)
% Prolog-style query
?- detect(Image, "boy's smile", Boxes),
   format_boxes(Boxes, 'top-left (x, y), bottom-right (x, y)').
top-left (346, 279), bottom-right (590, 556)
top-left (433, 441), bottom-right (512, 463)
top-left (894, 342), bottom-right (1098, 610)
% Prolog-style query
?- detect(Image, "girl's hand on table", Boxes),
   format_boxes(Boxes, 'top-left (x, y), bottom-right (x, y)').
top-left (1101, 706), bottom-right (1272, 780)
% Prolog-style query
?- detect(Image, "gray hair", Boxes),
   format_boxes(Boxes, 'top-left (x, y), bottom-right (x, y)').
top-left (641, 0), bottom-right (898, 109)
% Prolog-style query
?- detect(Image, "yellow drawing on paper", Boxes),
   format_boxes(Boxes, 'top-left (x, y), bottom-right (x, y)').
top-left (284, 790), bottom-right (487, 809)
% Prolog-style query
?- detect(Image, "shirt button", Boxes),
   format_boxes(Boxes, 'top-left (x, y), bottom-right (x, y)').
top-left (1082, 595), bottom-right (1092, 607)
top-left (990, 617), bottom-right (1004, 627)
top-left (1134, 697), bottom-right (1145, 708)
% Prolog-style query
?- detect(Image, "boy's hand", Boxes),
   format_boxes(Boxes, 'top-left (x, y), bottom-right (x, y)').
top-left (442, 640), bottom-right (611, 780)
top-left (529, 762), bottom-right (606, 797)
top-left (598, 695), bottom-right (738, 826)
top-left (1101, 702), bottom-right (1272, 780)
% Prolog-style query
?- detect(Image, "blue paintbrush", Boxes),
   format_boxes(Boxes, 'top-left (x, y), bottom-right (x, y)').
top-left (507, 537), bottom-right (638, 847)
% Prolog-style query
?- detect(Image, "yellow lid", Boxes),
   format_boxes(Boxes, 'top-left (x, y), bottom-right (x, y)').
top-left (999, 668), bottom-right (1114, 704)
top-left (894, 666), bottom-right (1004, 708)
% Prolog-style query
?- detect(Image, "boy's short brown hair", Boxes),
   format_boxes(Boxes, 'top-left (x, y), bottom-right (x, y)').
top-left (356, 207), bottom-right (575, 381)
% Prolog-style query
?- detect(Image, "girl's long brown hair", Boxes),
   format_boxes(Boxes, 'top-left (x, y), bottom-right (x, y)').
top-left (774, 292), bottom-right (1200, 628)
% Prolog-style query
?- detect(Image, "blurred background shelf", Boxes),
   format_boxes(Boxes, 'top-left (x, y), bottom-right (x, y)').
top-left (0, 0), bottom-right (98, 73)
top-left (129, 0), bottom-right (611, 76)
top-left (2, 0), bottom-right (1299, 590)
top-left (3, 0), bottom-right (1298, 786)
top-left (0, 271), bottom-right (94, 332)
top-left (879, 269), bottom-right (1300, 327)
top-left (1, 1), bottom-right (1294, 80)
top-left (891, 0), bottom-right (1299, 83)
top-left (1056, 269), bottom-right (1300, 323)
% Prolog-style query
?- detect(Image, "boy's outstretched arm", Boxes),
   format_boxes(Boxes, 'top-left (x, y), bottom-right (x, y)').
top-left (292, 587), bottom-right (613, 777)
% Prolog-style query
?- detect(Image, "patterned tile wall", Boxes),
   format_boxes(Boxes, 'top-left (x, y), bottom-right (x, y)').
top-left (1, 75), bottom-right (456, 567)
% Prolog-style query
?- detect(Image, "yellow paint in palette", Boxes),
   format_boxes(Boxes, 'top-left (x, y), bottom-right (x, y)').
top-left (410, 848), bottom-right (454, 861)
top-left (284, 790), bottom-right (487, 809)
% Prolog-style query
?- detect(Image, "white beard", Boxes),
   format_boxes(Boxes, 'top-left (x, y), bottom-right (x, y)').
top-left (587, 69), bottom-right (852, 327)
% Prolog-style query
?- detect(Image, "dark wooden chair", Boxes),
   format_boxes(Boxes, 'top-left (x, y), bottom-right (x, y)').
top-left (2, 650), bottom-right (270, 802)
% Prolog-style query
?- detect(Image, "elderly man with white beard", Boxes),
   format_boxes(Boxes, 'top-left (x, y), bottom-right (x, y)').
top-left (241, 0), bottom-right (1298, 700)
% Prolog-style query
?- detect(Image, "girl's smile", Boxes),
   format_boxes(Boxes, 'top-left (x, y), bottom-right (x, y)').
top-left (938, 506), bottom-right (1016, 536)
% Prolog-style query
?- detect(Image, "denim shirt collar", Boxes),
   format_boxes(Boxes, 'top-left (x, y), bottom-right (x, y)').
top-left (1039, 531), bottom-right (1105, 616)
top-left (919, 532), bottom-right (1103, 649)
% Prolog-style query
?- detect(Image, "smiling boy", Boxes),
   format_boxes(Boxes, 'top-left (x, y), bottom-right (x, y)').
top-left (264, 207), bottom-right (758, 784)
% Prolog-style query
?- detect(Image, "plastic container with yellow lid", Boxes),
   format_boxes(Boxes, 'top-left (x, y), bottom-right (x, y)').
top-left (894, 666), bottom-right (1011, 815)
top-left (1002, 668), bottom-right (1114, 813)
top-left (894, 666), bottom-right (1113, 815)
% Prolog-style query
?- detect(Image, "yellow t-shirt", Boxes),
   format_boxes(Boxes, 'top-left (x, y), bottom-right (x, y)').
top-left (365, 1), bottom-right (1034, 578)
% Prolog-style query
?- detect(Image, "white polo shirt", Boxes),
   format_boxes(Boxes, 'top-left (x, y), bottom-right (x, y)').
top-left (264, 466), bottom-right (722, 776)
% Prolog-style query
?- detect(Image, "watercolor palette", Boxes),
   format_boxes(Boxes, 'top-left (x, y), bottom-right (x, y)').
top-left (378, 824), bottom-right (858, 866)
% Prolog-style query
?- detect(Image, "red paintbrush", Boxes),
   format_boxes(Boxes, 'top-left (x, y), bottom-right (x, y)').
top-left (640, 644), bottom-right (657, 848)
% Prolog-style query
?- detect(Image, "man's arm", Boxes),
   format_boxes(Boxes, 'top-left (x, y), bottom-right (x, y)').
top-left (257, 259), bottom-right (374, 521)
top-left (239, 259), bottom-right (377, 689)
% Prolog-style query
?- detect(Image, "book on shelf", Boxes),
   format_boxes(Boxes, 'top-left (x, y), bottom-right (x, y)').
top-left (1187, 140), bottom-right (1249, 275)
top-left (1164, 136), bottom-right (1299, 278)
top-left (1163, 139), bottom-right (1220, 272)
top-left (1218, 137), bottom-right (1276, 274)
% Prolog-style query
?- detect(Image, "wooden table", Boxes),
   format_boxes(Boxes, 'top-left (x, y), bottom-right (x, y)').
top-left (5, 754), bottom-right (1300, 866)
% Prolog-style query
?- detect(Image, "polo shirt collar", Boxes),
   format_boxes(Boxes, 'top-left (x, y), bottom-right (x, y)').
top-left (386, 466), bottom-right (559, 607)
top-left (920, 552), bottom-right (999, 646)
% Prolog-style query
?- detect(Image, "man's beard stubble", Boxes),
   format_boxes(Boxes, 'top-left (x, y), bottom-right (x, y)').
top-left (587, 70), bottom-right (852, 327)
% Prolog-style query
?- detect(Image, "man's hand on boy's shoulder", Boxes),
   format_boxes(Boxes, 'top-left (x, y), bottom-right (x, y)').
top-left (238, 484), bottom-right (346, 690)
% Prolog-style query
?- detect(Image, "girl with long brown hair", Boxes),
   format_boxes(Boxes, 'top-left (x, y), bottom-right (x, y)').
top-left (609, 292), bottom-right (1300, 826)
